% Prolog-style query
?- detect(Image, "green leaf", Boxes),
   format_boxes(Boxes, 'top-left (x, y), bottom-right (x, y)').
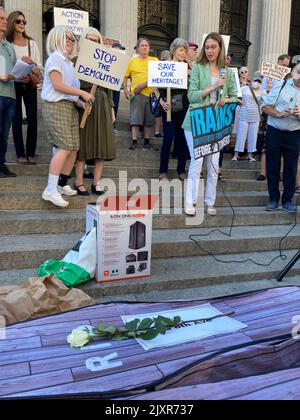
top-left (138, 318), bottom-right (154, 331)
top-left (173, 316), bottom-right (182, 325)
top-left (139, 329), bottom-right (160, 341)
top-left (155, 322), bottom-right (167, 335)
top-left (112, 335), bottom-right (129, 341)
top-left (127, 332), bottom-right (137, 338)
top-left (155, 316), bottom-right (172, 326)
top-left (103, 326), bottom-right (117, 335)
top-left (126, 319), bottom-right (140, 332)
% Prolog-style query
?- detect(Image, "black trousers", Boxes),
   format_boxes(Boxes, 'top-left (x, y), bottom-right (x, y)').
top-left (12, 82), bottom-right (38, 158)
top-left (266, 125), bottom-right (300, 204)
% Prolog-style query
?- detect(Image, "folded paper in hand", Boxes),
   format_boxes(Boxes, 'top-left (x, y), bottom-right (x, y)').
top-left (10, 59), bottom-right (35, 79)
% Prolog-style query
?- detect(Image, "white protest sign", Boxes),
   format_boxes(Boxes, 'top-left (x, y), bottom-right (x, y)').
top-left (74, 39), bottom-right (131, 92)
top-left (148, 61), bottom-right (188, 89)
top-left (54, 7), bottom-right (89, 36)
top-left (231, 68), bottom-right (243, 97)
top-left (261, 61), bottom-right (291, 81)
top-left (202, 34), bottom-right (231, 55)
top-left (122, 304), bottom-right (247, 351)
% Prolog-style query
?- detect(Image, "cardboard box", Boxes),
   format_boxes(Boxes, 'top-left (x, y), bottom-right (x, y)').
top-left (86, 195), bottom-right (158, 283)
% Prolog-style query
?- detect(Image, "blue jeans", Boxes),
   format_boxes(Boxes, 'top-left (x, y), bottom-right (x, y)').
top-left (0, 96), bottom-right (16, 165)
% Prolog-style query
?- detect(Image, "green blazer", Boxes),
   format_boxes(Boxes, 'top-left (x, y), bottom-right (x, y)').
top-left (182, 63), bottom-right (238, 131)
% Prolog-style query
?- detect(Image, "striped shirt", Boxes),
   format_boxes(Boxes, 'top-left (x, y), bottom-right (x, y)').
top-left (239, 86), bottom-right (264, 123)
top-left (261, 79), bottom-right (300, 132)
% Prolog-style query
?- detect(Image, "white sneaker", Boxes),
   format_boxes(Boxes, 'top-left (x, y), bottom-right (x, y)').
top-left (185, 203), bottom-right (196, 216)
top-left (232, 156), bottom-right (238, 161)
top-left (58, 185), bottom-right (78, 196)
top-left (206, 206), bottom-right (217, 216)
top-left (42, 189), bottom-right (69, 208)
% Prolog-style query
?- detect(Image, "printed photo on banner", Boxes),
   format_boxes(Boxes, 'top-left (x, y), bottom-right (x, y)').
top-left (261, 60), bottom-right (291, 81)
top-left (190, 103), bottom-right (237, 159)
top-left (148, 61), bottom-right (188, 89)
top-left (74, 39), bottom-right (130, 92)
top-left (54, 7), bottom-right (89, 35)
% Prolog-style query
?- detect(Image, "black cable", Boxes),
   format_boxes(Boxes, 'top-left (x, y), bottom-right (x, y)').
top-left (189, 154), bottom-right (299, 267)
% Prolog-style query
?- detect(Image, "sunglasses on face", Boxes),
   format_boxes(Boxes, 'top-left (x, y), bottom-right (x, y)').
top-left (240, 71), bottom-right (248, 74)
top-left (16, 19), bottom-right (26, 25)
top-left (66, 36), bottom-right (75, 43)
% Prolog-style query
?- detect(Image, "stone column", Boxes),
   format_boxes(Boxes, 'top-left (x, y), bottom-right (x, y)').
top-left (102, 0), bottom-right (138, 54)
top-left (189, 0), bottom-right (221, 48)
top-left (4, 0), bottom-right (43, 60)
top-left (247, 0), bottom-right (263, 77)
top-left (178, 0), bottom-right (190, 41)
top-left (259, 0), bottom-right (292, 64)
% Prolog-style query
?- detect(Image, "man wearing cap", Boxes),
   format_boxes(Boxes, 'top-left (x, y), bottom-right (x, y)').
top-left (262, 63), bottom-right (300, 214)
top-left (187, 41), bottom-right (198, 72)
top-left (112, 42), bottom-right (126, 129)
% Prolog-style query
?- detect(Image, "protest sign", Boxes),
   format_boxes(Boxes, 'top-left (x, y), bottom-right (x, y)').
top-left (74, 39), bottom-right (130, 92)
top-left (148, 61), bottom-right (188, 89)
top-left (54, 7), bottom-right (89, 35)
top-left (261, 61), bottom-right (291, 81)
top-left (231, 68), bottom-right (243, 98)
top-left (190, 103), bottom-right (237, 159)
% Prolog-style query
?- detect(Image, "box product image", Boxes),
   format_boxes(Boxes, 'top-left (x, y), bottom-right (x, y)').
top-left (86, 195), bottom-right (158, 283)
top-left (129, 221), bottom-right (146, 250)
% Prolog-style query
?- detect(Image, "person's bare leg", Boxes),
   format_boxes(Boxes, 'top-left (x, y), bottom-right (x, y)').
top-left (261, 152), bottom-right (266, 176)
top-left (132, 126), bottom-right (139, 141)
top-left (49, 149), bottom-right (71, 175)
top-left (144, 126), bottom-right (152, 140)
top-left (93, 159), bottom-right (104, 186)
top-left (61, 150), bottom-right (77, 176)
top-left (75, 159), bottom-right (89, 193)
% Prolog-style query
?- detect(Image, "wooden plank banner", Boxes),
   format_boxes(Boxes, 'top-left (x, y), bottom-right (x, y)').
top-left (0, 287), bottom-right (299, 399)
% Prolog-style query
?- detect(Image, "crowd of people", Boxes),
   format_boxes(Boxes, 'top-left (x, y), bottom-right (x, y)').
top-left (0, 6), bottom-right (299, 215)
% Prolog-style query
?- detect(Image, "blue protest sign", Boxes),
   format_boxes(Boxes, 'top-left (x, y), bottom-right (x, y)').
top-left (190, 103), bottom-right (237, 159)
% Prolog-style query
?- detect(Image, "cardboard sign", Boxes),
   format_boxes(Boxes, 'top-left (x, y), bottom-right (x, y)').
top-left (54, 7), bottom-right (89, 35)
top-left (86, 195), bottom-right (158, 283)
top-left (261, 61), bottom-right (291, 81)
top-left (74, 39), bottom-right (130, 92)
top-left (148, 61), bottom-right (188, 89)
top-left (122, 304), bottom-right (247, 351)
top-left (190, 103), bottom-right (237, 159)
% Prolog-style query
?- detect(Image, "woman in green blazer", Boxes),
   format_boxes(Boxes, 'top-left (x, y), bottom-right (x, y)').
top-left (183, 32), bottom-right (237, 217)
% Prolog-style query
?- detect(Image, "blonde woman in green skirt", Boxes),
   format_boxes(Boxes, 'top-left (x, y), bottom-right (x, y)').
top-left (75, 28), bottom-right (116, 196)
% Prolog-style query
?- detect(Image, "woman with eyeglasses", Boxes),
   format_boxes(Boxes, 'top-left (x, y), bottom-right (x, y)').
top-left (40, 26), bottom-right (94, 208)
top-left (6, 11), bottom-right (42, 165)
top-left (239, 67), bottom-right (251, 87)
top-left (74, 27), bottom-right (116, 197)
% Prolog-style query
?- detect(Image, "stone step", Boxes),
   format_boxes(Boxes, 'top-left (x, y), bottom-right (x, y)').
top-left (0, 191), bottom-right (274, 211)
top-left (0, 176), bottom-right (268, 193)
top-left (0, 225), bottom-right (299, 270)
top-left (2, 163), bottom-right (261, 180)
top-left (0, 207), bottom-right (297, 236)
top-left (0, 250), bottom-right (299, 298)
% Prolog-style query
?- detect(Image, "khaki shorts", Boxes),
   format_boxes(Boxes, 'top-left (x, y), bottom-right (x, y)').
top-left (130, 93), bottom-right (155, 127)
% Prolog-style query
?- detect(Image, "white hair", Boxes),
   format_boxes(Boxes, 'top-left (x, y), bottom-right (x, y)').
top-left (79, 27), bottom-right (103, 49)
top-left (46, 25), bottom-right (76, 57)
top-left (169, 38), bottom-right (188, 56)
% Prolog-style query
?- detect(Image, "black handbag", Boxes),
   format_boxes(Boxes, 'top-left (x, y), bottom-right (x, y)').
top-left (171, 93), bottom-right (184, 113)
top-left (149, 92), bottom-right (163, 117)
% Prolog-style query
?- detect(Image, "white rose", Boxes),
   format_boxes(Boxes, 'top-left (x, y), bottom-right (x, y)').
top-left (67, 330), bottom-right (90, 348)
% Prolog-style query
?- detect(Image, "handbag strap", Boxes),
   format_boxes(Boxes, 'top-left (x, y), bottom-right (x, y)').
top-left (249, 85), bottom-right (260, 108)
top-left (28, 39), bottom-right (31, 58)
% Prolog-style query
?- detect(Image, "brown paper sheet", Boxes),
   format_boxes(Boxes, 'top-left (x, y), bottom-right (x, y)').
top-left (0, 275), bottom-right (95, 326)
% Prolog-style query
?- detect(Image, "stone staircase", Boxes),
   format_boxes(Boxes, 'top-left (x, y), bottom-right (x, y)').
top-left (0, 99), bottom-right (299, 301)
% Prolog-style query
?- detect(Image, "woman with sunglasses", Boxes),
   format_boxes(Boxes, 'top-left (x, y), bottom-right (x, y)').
top-left (41, 26), bottom-right (94, 208)
top-left (6, 11), bottom-right (42, 165)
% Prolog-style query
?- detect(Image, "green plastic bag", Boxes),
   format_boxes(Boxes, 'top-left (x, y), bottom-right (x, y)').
top-left (38, 260), bottom-right (91, 288)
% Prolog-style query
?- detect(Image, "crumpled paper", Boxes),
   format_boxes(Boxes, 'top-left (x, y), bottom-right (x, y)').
top-left (0, 275), bottom-right (95, 326)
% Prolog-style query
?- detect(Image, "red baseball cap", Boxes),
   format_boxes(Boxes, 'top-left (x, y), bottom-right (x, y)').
top-left (188, 41), bottom-right (199, 49)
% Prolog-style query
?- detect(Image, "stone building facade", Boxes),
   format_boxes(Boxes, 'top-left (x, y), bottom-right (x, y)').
top-left (2, 0), bottom-right (299, 76)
